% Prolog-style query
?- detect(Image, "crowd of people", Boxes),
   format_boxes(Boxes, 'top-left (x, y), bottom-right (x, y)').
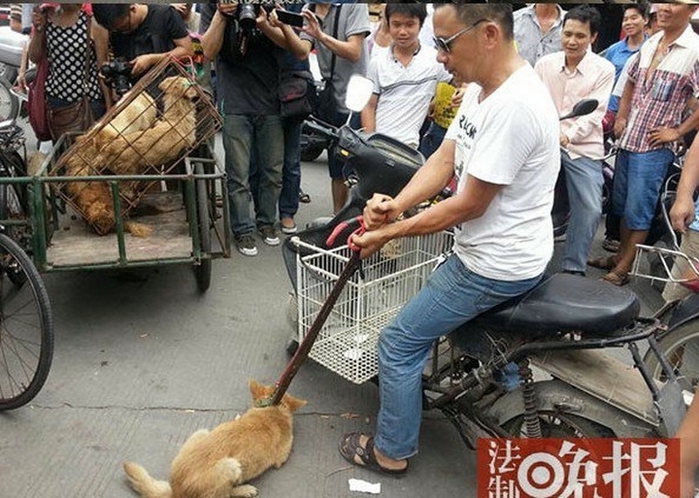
top-left (11, 2), bottom-right (699, 495)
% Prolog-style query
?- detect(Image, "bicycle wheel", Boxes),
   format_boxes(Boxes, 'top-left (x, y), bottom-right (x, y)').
top-left (0, 76), bottom-right (19, 122)
top-left (644, 321), bottom-right (699, 390)
top-left (0, 232), bottom-right (53, 410)
top-left (0, 161), bottom-right (30, 285)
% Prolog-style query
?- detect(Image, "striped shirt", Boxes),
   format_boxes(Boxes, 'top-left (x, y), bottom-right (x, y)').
top-left (621, 26), bottom-right (699, 153)
top-left (367, 44), bottom-right (451, 147)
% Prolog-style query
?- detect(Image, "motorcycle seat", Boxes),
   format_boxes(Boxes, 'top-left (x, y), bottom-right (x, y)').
top-left (471, 273), bottom-right (640, 336)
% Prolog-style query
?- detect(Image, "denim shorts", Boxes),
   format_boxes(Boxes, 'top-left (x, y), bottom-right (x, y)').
top-left (328, 111), bottom-right (361, 179)
top-left (611, 148), bottom-right (675, 230)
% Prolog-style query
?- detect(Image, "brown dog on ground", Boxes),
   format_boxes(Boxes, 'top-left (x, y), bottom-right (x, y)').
top-left (97, 75), bottom-right (199, 179)
top-left (123, 381), bottom-right (307, 498)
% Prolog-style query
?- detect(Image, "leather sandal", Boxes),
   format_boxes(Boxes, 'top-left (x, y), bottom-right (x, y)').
top-left (601, 269), bottom-right (630, 286)
top-left (338, 432), bottom-right (408, 477)
top-left (587, 255), bottom-right (618, 270)
top-left (602, 238), bottom-right (621, 253)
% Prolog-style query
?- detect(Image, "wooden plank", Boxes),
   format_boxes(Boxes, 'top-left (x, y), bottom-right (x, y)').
top-left (47, 192), bottom-right (192, 268)
top-left (532, 349), bottom-right (658, 423)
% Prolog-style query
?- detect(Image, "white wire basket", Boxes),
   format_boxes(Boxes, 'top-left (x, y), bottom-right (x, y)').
top-left (296, 231), bottom-right (452, 384)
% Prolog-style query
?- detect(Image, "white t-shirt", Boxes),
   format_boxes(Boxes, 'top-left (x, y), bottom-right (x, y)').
top-left (445, 65), bottom-right (560, 281)
top-left (368, 44), bottom-right (451, 147)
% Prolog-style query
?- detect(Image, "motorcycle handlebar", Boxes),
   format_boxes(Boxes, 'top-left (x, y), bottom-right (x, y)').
top-left (303, 118), bottom-right (339, 140)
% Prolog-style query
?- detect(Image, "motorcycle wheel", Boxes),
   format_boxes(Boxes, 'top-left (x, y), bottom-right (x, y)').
top-left (501, 411), bottom-right (616, 438)
top-left (300, 145), bottom-right (325, 163)
top-left (644, 321), bottom-right (699, 390)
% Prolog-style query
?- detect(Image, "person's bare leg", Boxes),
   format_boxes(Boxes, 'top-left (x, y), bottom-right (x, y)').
top-left (612, 226), bottom-right (648, 274)
top-left (332, 178), bottom-right (348, 214)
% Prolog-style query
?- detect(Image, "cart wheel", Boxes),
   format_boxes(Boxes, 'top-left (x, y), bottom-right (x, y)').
top-left (194, 163), bottom-right (212, 293)
top-left (0, 233), bottom-right (54, 410)
top-left (286, 338), bottom-right (299, 356)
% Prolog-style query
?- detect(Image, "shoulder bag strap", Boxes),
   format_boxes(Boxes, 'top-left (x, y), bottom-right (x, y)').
top-left (82, 13), bottom-right (92, 98)
top-left (328, 5), bottom-right (342, 80)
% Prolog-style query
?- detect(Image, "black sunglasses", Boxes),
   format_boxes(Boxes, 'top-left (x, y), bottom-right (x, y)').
top-left (433, 18), bottom-right (489, 53)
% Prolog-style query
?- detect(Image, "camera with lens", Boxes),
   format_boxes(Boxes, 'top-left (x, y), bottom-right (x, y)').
top-left (218, 0), bottom-right (273, 32)
top-left (100, 58), bottom-right (133, 97)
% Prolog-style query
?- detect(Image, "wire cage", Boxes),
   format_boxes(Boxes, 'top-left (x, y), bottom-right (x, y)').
top-left (632, 243), bottom-right (699, 293)
top-left (296, 231), bottom-right (452, 384)
top-left (48, 56), bottom-right (222, 235)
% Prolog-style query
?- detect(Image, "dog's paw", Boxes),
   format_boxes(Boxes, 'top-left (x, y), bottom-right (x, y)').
top-left (230, 484), bottom-right (258, 497)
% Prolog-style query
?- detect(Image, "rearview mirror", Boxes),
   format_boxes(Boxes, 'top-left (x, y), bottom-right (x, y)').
top-left (560, 99), bottom-right (598, 120)
top-left (345, 75), bottom-right (374, 113)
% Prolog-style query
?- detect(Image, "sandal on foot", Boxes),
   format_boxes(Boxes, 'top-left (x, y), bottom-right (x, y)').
top-left (602, 238), bottom-right (620, 253)
top-left (601, 269), bottom-right (630, 286)
top-left (338, 432), bottom-right (408, 476)
top-left (299, 190), bottom-right (311, 204)
top-left (587, 255), bottom-right (618, 270)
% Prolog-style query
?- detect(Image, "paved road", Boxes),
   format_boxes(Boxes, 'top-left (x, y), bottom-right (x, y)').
top-left (0, 134), bottom-right (664, 498)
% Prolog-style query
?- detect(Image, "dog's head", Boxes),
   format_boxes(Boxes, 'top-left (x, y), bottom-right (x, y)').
top-left (159, 76), bottom-right (199, 102)
top-left (249, 380), bottom-right (307, 413)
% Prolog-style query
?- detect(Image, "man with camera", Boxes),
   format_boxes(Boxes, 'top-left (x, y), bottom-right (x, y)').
top-left (92, 4), bottom-right (193, 81)
top-left (200, 3), bottom-right (293, 257)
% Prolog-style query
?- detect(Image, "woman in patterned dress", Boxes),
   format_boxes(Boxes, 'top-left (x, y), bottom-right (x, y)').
top-left (28, 3), bottom-right (110, 142)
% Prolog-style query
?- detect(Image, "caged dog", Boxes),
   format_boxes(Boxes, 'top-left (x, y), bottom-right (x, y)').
top-left (96, 75), bottom-right (199, 179)
top-left (123, 381), bottom-right (307, 498)
top-left (63, 135), bottom-right (152, 237)
top-left (91, 90), bottom-right (158, 151)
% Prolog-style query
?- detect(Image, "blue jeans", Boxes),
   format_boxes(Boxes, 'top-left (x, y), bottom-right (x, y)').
top-left (560, 152), bottom-right (604, 273)
top-left (374, 254), bottom-right (543, 460)
top-left (418, 122), bottom-right (447, 159)
top-left (222, 114), bottom-right (284, 236)
top-left (611, 148), bottom-right (674, 230)
top-left (279, 116), bottom-right (303, 220)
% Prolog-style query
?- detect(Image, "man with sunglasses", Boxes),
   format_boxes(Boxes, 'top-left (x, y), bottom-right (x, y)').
top-left (338, 4), bottom-right (560, 476)
top-left (93, 4), bottom-right (192, 79)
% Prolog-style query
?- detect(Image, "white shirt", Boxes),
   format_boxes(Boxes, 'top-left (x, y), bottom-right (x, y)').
top-left (445, 65), bottom-right (560, 280)
top-left (368, 44), bottom-right (451, 147)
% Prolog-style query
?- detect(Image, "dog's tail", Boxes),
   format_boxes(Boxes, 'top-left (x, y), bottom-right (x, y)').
top-left (123, 461), bottom-right (172, 498)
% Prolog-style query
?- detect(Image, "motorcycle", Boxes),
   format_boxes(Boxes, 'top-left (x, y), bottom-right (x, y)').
top-left (282, 75), bottom-right (690, 445)
top-left (0, 25), bottom-right (24, 121)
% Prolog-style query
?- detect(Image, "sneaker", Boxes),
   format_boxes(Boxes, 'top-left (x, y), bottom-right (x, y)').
top-left (280, 218), bottom-right (297, 235)
top-left (259, 225), bottom-right (280, 246)
top-left (235, 234), bottom-right (258, 257)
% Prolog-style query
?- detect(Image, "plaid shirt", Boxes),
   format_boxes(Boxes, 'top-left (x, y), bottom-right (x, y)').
top-left (621, 26), bottom-right (699, 153)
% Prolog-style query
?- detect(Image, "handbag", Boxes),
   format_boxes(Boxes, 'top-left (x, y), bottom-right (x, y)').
top-left (314, 79), bottom-right (338, 125)
top-left (279, 70), bottom-right (317, 119)
top-left (48, 97), bottom-right (94, 141)
top-left (27, 56), bottom-right (51, 142)
top-left (47, 14), bottom-right (96, 142)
